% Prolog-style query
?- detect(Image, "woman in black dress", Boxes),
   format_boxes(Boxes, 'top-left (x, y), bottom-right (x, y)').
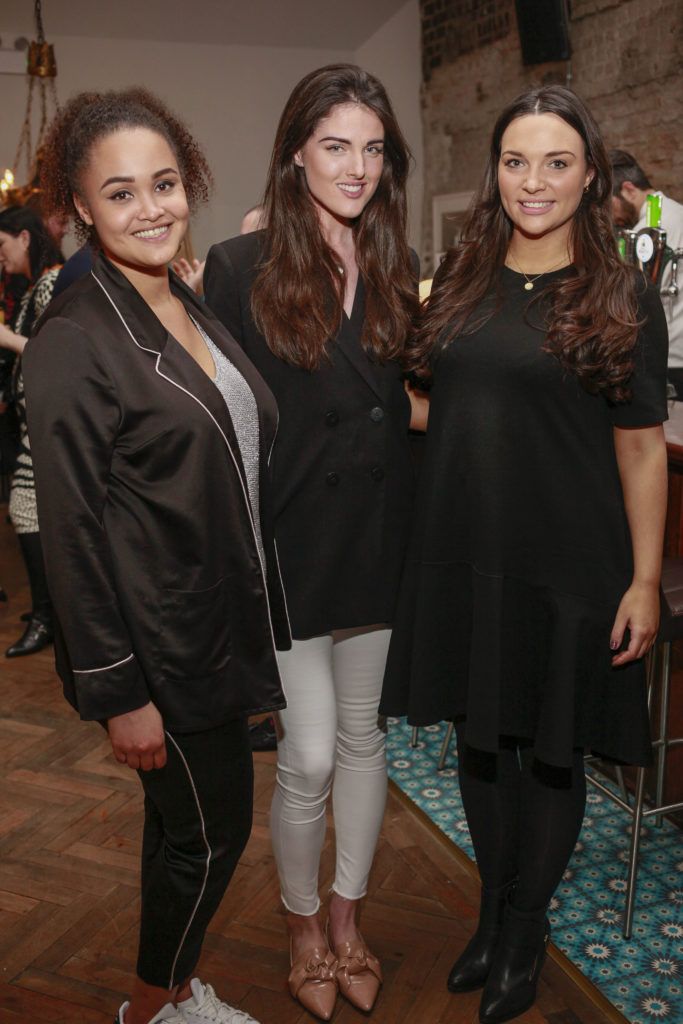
top-left (23, 88), bottom-right (288, 1024)
top-left (204, 64), bottom-right (422, 1020)
top-left (380, 86), bottom-right (668, 1023)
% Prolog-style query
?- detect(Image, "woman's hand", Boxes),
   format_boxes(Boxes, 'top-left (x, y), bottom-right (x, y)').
top-left (107, 702), bottom-right (167, 770)
top-left (0, 322), bottom-right (27, 354)
top-left (171, 257), bottom-right (206, 296)
top-left (610, 581), bottom-right (660, 666)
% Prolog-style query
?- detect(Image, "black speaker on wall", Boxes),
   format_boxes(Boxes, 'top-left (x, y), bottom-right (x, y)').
top-left (514, 0), bottom-right (572, 65)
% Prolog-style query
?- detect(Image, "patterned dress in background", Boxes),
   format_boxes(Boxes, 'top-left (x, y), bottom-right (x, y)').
top-left (9, 265), bottom-right (61, 533)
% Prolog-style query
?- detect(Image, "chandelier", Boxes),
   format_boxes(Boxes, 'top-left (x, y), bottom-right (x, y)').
top-left (0, 0), bottom-right (58, 207)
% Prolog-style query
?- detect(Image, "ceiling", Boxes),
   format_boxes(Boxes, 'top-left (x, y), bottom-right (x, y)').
top-left (2, 0), bottom-right (408, 50)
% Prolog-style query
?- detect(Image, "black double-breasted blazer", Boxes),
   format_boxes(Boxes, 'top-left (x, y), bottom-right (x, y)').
top-left (23, 253), bottom-right (290, 729)
top-left (204, 231), bottom-right (416, 639)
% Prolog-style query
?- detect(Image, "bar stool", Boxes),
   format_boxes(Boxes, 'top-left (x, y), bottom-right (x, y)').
top-left (586, 557), bottom-right (683, 938)
top-left (412, 723), bottom-right (454, 762)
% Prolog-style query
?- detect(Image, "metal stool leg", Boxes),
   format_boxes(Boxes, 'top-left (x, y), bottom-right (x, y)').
top-left (655, 642), bottom-right (671, 828)
top-left (586, 645), bottom-right (658, 810)
top-left (438, 720), bottom-right (455, 771)
top-left (623, 763), bottom-right (647, 939)
top-left (614, 765), bottom-right (629, 806)
top-left (410, 726), bottom-right (419, 748)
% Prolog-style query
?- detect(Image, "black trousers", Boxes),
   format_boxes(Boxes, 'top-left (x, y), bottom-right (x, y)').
top-left (136, 718), bottom-right (253, 988)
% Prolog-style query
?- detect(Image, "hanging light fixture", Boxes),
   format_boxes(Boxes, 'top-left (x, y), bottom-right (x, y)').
top-left (2, 0), bottom-right (58, 208)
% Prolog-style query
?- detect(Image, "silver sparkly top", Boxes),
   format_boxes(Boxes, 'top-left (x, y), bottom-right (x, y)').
top-left (192, 317), bottom-right (265, 572)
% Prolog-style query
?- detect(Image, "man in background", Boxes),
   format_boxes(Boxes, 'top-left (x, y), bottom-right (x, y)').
top-left (610, 149), bottom-right (683, 394)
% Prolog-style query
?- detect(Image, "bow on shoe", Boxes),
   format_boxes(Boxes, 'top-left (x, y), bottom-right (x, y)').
top-left (334, 938), bottom-right (383, 1012)
top-left (288, 948), bottom-right (338, 998)
top-left (288, 947), bottom-right (339, 1020)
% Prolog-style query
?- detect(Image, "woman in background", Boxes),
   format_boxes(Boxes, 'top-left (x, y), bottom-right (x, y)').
top-left (380, 85), bottom-right (668, 1023)
top-left (23, 87), bottom-right (289, 1024)
top-left (0, 205), bottom-right (62, 657)
top-left (205, 64), bottom-right (423, 1020)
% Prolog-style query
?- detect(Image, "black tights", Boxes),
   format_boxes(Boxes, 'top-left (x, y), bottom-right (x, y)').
top-left (455, 722), bottom-right (586, 915)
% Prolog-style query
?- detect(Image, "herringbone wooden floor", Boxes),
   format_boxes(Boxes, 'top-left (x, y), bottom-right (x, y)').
top-left (0, 511), bottom-right (616, 1024)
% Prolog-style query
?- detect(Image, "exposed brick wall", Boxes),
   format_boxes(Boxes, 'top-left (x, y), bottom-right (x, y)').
top-left (422, 0), bottom-right (513, 81)
top-left (420, 0), bottom-right (683, 272)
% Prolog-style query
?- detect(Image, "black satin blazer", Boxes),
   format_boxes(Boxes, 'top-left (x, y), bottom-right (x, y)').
top-left (23, 253), bottom-right (290, 729)
top-left (204, 231), bottom-right (416, 639)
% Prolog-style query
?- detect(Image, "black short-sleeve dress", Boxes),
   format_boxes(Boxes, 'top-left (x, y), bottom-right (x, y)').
top-left (379, 266), bottom-right (669, 767)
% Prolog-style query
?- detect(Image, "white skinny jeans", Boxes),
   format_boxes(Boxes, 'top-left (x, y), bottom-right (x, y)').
top-left (270, 624), bottom-right (390, 915)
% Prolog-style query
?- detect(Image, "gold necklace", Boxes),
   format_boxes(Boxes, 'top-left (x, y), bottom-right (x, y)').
top-left (507, 252), bottom-right (570, 290)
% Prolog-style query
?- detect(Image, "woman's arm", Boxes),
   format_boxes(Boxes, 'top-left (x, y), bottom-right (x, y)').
top-left (23, 319), bottom-right (165, 768)
top-left (610, 423), bottom-right (668, 666)
top-left (0, 322), bottom-right (27, 354)
top-left (404, 380), bottom-right (430, 432)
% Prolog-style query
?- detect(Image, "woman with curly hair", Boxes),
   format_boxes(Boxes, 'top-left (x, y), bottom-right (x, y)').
top-left (204, 64), bottom-right (422, 1020)
top-left (380, 86), bottom-right (668, 1023)
top-left (22, 87), bottom-right (289, 1024)
top-left (0, 205), bottom-right (62, 657)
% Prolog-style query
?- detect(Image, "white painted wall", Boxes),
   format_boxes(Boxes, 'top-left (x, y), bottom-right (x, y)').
top-left (0, 35), bottom-right (351, 255)
top-left (355, 0), bottom-right (423, 253)
top-left (1, 2), bottom-right (422, 255)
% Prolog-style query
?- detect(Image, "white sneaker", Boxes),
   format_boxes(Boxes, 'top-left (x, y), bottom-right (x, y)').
top-left (116, 1001), bottom-right (186, 1024)
top-left (177, 979), bottom-right (260, 1024)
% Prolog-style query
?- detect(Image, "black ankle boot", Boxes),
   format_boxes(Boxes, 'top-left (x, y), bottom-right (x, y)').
top-left (447, 880), bottom-right (516, 993)
top-left (479, 903), bottom-right (550, 1024)
top-left (5, 616), bottom-right (54, 658)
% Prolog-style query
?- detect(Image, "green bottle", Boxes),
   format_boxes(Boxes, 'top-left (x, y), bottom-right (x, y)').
top-left (646, 192), bottom-right (663, 229)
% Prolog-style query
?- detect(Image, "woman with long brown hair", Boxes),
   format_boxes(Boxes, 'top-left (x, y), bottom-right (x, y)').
top-left (204, 64), bottom-right (422, 1020)
top-left (380, 85), bottom-right (668, 1023)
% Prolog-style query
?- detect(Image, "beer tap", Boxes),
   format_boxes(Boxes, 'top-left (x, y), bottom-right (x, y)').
top-left (667, 249), bottom-right (681, 298)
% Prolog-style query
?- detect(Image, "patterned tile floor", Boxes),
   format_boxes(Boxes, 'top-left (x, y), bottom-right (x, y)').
top-left (386, 719), bottom-right (683, 1024)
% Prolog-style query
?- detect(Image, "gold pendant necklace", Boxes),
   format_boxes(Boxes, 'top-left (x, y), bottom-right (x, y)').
top-left (508, 252), bottom-right (570, 290)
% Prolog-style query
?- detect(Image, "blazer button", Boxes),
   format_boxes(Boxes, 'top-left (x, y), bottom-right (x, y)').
top-left (370, 466), bottom-right (385, 482)
top-left (326, 471), bottom-right (340, 486)
top-left (369, 406), bottom-right (384, 423)
top-left (325, 410), bottom-right (340, 427)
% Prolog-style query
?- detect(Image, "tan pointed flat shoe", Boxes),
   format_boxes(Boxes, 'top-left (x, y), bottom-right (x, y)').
top-left (288, 943), bottom-right (338, 1021)
top-left (334, 934), bottom-right (382, 1012)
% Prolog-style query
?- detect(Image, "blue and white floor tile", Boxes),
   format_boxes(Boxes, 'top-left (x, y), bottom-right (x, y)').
top-left (386, 718), bottom-right (683, 1024)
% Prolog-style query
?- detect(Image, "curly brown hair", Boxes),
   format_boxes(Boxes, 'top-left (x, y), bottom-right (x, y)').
top-left (412, 86), bottom-right (641, 403)
top-left (39, 87), bottom-right (212, 244)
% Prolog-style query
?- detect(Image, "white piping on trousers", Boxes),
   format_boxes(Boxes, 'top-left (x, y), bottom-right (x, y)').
top-left (165, 731), bottom-right (211, 989)
top-left (73, 652), bottom-right (134, 673)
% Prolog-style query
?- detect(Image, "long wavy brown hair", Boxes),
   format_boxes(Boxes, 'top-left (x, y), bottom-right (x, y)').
top-left (412, 86), bottom-right (641, 402)
top-left (251, 64), bottom-right (418, 370)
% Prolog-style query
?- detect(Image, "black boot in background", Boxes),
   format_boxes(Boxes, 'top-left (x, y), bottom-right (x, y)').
top-left (248, 715), bottom-right (277, 751)
top-left (5, 531), bottom-right (53, 658)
